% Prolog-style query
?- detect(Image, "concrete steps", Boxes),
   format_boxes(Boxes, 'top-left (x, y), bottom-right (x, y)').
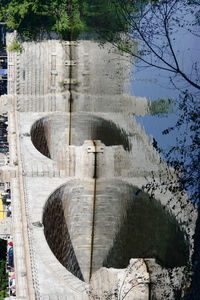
top-left (14, 40), bottom-right (70, 113)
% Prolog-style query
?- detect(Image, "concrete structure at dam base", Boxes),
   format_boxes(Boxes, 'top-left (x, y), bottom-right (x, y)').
top-left (0, 32), bottom-right (197, 299)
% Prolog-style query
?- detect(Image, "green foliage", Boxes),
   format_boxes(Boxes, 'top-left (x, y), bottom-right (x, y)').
top-left (0, 240), bottom-right (7, 260)
top-left (7, 38), bottom-right (23, 53)
top-left (0, 242), bottom-right (8, 295)
top-left (0, 260), bottom-right (8, 294)
top-left (162, 92), bottom-right (200, 204)
top-left (79, 0), bottom-right (134, 41)
top-left (59, 81), bottom-right (65, 88)
top-left (0, 0), bottom-right (138, 40)
top-left (149, 98), bottom-right (175, 116)
top-left (71, 0), bottom-right (85, 39)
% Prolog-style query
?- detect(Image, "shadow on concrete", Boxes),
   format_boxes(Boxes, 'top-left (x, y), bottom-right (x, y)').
top-left (43, 187), bottom-right (84, 281)
top-left (102, 184), bottom-right (189, 269)
top-left (30, 114), bottom-right (130, 160)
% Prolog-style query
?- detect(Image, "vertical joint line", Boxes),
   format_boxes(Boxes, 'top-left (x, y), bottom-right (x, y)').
top-left (68, 0), bottom-right (73, 146)
top-left (68, 40), bottom-right (73, 146)
top-left (144, 259), bottom-right (151, 300)
top-left (90, 141), bottom-right (97, 280)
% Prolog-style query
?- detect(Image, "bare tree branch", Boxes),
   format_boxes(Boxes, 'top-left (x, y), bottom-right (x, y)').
top-left (109, 0), bottom-right (200, 90)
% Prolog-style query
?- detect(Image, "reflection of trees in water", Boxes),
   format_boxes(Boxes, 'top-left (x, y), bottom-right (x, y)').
top-left (165, 92), bottom-right (200, 300)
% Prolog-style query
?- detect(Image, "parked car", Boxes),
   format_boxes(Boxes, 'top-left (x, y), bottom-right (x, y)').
top-left (0, 115), bottom-right (7, 122)
top-left (0, 128), bottom-right (7, 135)
top-left (0, 121), bottom-right (7, 128)
top-left (0, 137), bottom-right (7, 142)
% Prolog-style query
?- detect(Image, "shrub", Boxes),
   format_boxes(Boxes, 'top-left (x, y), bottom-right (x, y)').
top-left (7, 38), bottom-right (23, 53)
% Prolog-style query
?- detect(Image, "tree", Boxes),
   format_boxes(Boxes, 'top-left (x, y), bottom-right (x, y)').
top-left (106, 0), bottom-right (200, 91)
top-left (0, 242), bottom-right (8, 297)
top-left (0, 0), bottom-right (132, 40)
top-left (148, 97), bottom-right (175, 116)
top-left (161, 92), bottom-right (200, 203)
top-left (0, 260), bottom-right (8, 296)
top-left (103, 1), bottom-right (200, 298)
top-left (0, 0), bottom-right (70, 39)
top-left (0, 239), bottom-right (6, 260)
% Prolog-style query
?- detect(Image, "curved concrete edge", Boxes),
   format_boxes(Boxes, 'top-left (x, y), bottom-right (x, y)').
top-left (8, 104), bottom-right (197, 299)
top-left (13, 105), bottom-right (89, 298)
top-left (22, 176), bottom-right (90, 299)
top-left (32, 225), bottom-right (89, 299)
top-left (18, 110), bottom-right (164, 179)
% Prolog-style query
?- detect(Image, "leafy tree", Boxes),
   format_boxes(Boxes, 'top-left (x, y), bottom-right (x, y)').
top-left (108, 0), bottom-right (200, 91)
top-left (79, 0), bottom-right (132, 39)
top-left (0, 0), bottom-right (70, 39)
top-left (148, 97), bottom-right (175, 116)
top-left (0, 0), bottom-right (134, 40)
top-left (106, 1), bottom-right (200, 298)
top-left (158, 92), bottom-right (200, 300)
top-left (0, 239), bottom-right (6, 260)
top-left (160, 92), bottom-right (200, 204)
top-left (0, 242), bottom-right (7, 296)
top-left (7, 37), bottom-right (23, 52)
top-left (0, 260), bottom-right (8, 295)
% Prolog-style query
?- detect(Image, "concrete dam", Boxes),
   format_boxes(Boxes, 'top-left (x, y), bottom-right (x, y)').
top-left (0, 32), bottom-right (197, 299)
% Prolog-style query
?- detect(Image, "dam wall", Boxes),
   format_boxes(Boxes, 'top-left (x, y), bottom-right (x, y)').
top-left (0, 32), bottom-right (197, 299)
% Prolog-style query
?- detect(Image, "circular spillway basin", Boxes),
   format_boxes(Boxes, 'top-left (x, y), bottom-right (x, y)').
top-left (31, 114), bottom-right (130, 160)
top-left (31, 115), bottom-right (68, 160)
top-left (102, 181), bottom-right (189, 269)
top-left (43, 182), bottom-right (85, 281)
top-left (70, 114), bottom-right (130, 151)
top-left (43, 180), bottom-right (189, 283)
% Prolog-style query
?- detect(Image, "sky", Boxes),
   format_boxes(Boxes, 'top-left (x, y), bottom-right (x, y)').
top-left (130, 11), bottom-right (200, 156)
